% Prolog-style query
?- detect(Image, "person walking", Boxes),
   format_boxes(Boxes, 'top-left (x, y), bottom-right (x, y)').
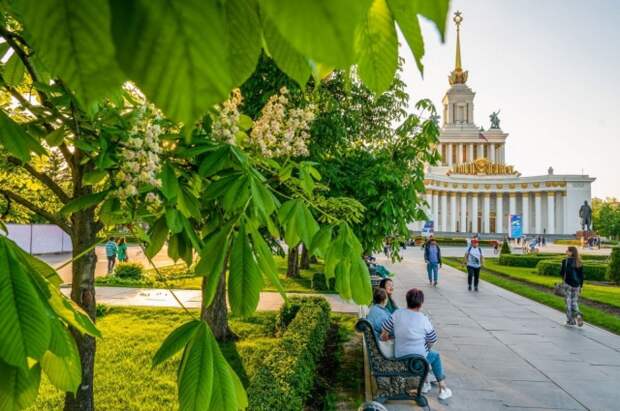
top-left (464, 238), bottom-right (483, 291)
top-left (424, 238), bottom-right (442, 287)
top-left (117, 237), bottom-right (128, 263)
top-left (105, 237), bottom-right (118, 274)
top-left (561, 246), bottom-right (584, 327)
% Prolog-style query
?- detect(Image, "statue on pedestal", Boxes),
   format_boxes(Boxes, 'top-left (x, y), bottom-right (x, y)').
top-left (489, 110), bottom-right (501, 129)
top-left (579, 200), bottom-right (592, 232)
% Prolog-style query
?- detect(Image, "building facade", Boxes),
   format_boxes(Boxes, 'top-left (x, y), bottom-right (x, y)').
top-left (411, 12), bottom-right (594, 236)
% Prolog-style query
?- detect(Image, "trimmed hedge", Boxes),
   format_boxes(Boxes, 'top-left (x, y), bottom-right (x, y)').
top-left (536, 260), bottom-right (608, 281)
top-left (608, 247), bottom-right (620, 283)
top-left (499, 253), bottom-right (609, 268)
top-left (499, 254), bottom-right (551, 267)
top-left (248, 297), bottom-right (331, 410)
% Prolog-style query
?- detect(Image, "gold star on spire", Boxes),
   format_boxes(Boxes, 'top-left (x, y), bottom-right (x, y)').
top-left (449, 10), bottom-right (468, 85)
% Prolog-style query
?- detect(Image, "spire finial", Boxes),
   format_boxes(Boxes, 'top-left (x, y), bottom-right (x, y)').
top-left (449, 10), bottom-right (468, 85)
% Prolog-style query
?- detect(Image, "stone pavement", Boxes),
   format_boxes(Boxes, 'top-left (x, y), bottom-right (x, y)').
top-left (59, 286), bottom-right (359, 313)
top-left (376, 248), bottom-right (620, 411)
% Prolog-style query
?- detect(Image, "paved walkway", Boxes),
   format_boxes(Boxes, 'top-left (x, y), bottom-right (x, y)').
top-left (60, 286), bottom-right (359, 313)
top-left (377, 248), bottom-right (620, 411)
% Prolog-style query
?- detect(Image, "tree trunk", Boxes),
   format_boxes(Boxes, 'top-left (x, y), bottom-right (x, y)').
top-left (201, 254), bottom-right (237, 341)
top-left (287, 244), bottom-right (300, 277)
top-left (300, 244), bottom-right (310, 269)
top-left (64, 209), bottom-right (99, 411)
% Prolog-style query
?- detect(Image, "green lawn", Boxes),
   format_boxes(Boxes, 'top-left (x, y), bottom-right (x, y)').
top-left (444, 258), bottom-right (620, 335)
top-left (96, 256), bottom-right (332, 294)
top-left (30, 306), bottom-right (360, 410)
top-left (484, 259), bottom-right (620, 309)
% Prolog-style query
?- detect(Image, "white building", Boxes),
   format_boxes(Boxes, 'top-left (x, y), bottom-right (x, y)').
top-left (412, 12), bottom-right (594, 236)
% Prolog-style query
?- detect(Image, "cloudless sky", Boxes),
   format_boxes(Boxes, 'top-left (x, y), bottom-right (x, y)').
top-left (399, 0), bottom-right (619, 199)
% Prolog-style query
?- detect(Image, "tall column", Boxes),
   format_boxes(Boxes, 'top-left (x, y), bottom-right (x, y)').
top-left (468, 143), bottom-right (474, 162)
top-left (509, 192), bottom-right (517, 219)
top-left (556, 191), bottom-right (563, 234)
top-left (547, 192), bottom-right (555, 234)
top-left (471, 194), bottom-right (479, 233)
top-left (489, 143), bottom-right (496, 163)
top-left (477, 143), bottom-right (484, 159)
top-left (483, 193), bottom-right (491, 233)
top-left (460, 193), bottom-right (467, 233)
top-left (437, 143), bottom-right (443, 165)
top-left (447, 144), bottom-right (453, 166)
top-left (522, 193), bottom-right (530, 234)
top-left (450, 192), bottom-right (457, 232)
top-left (457, 143), bottom-right (463, 164)
top-left (440, 191), bottom-right (448, 232)
top-left (561, 191), bottom-right (567, 235)
top-left (425, 190), bottom-right (433, 221)
top-left (495, 193), bottom-right (504, 234)
top-left (534, 192), bottom-right (542, 234)
top-left (432, 190), bottom-right (439, 229)
top-left (501, 144), bottom-right (506, 164)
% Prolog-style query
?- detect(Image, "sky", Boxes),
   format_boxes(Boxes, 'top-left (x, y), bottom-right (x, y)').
top-left (399, 0), bottom-right (620, 199)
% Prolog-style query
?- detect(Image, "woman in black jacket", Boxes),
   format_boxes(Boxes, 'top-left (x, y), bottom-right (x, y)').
top-left (560, 246), bottom-right (584, 326)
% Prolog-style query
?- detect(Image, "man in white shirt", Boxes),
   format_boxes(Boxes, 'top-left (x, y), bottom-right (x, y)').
top-left (381, 288), bottom-right (453, 400)
top-left (465, 239), bottom-right (484, 291)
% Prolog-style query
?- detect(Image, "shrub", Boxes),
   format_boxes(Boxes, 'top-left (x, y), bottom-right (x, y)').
top-left (247, 298), bottom-right (331, 410)
top-left (500, 240), bottom-right (511, 255)
top-left (312, 272), bottom-right (328, 291)
top-left (328, 277), bottom-right (336, 290)
top-left (276, 296), bottom-right (331, 332)
top-left (536, 260), bottom-right (608, 281)
top-left (499, 254), bottom-right (551, 267)
top-left (114, 262), bottom-right (144, 279)
top-left (608, 247), bottom-right (620, 283)
top-left (96, 303), bottom-right (110, 318)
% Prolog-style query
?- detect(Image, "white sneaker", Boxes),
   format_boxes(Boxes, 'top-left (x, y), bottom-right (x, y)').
top-left (422, 382), bottom-right (431, 393)
top-left (438, 387), bottom-right (453, 400)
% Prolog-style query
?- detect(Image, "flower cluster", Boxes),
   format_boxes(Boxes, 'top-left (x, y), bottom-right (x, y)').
top-left (249, 87), bottom-right (315, 158)
top-left (212, 89), bottom-right (242, 144)
top-left (115, 117), bottom-right (163, 206)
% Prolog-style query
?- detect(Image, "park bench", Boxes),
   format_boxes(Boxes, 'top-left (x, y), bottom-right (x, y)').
top-left (356, 318), bottom-right (430, 409)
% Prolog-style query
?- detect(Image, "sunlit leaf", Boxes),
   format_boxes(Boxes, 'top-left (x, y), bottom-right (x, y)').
top-left (259, 0), bottom-right (373, 67)
top-left (0, 110), bottom-right (45, 162)
top-left (228, 225), bottom-right (263, 316)
top-left (0, 361), bottom-right (41, 411)
top-left (110, 0), bottom-right (231, 126)
top-left (3, 52), bottom-right (25, 86)
top-left (15, 0), bottom-right (124, 107)
top-left (41, 319), bottom-right (81, 393)
top-left (356, 0), bottom-right (398, 93)
top-left (153, 320), bottom-right (201, 368)
top-left (0, 237), bottom-right (51, 369)
top-left (178, 322), bottom-right (214, 411)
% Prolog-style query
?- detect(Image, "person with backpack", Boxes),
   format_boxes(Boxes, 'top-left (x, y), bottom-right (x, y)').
top-left (464, 238), bottom-right (483, 291)
top-left (561, 246), bottom-right (584, 326)
top-left (424, 238), bottom-right (442, 287)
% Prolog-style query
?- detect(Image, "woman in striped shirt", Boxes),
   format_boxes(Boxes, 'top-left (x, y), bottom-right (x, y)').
top-left (381, 288), bottom-right (453, 400)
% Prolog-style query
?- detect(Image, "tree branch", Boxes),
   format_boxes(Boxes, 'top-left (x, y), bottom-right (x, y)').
top-left (0, 189), bottom-right (71, 233)
top-left (7, 156), bottom-right (71, 203)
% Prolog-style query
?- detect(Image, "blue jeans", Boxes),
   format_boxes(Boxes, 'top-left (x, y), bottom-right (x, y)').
top-left (427, 262), bottom-right (439, 283)
top-left (426, 350), bottom-right (445, 381)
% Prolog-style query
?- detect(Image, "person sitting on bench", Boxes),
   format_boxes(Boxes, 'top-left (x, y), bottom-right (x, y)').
top-left (381, 288), bottom-right (453, 400)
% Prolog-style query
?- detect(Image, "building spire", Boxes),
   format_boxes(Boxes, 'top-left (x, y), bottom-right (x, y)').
top-left (449, 11), bottom-right (468, 85)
